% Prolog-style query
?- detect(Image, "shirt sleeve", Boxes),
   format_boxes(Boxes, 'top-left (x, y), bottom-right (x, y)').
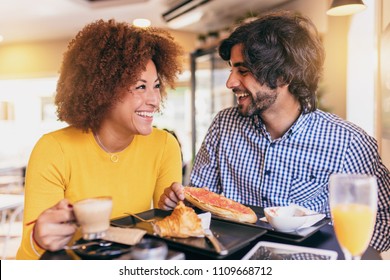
top-left (190, 113), bottom-right (222, 193)
top-left (153, 132), bottom-right (182, 207)
top-left (16, 135), bottom-right (67, 259)
top-left (343, 132), bottom-right (390, 252)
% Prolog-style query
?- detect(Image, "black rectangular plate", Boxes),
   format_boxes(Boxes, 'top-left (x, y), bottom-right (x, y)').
top-left (208, 205), bottom-right (331, 243)
top-left (111, 208), bottom-right (267, 259)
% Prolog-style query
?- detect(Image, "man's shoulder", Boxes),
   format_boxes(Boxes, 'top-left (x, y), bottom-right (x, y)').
top-left (213, 107), bottom-right (256, 128)
top-left (216, 106), bottom-right (238, 116)
top-left (313, 110), bottom-right (366, 132)
top-left (215, 107), bottom-right (250, 122)
top-left (312, 110), bottom-right (373, 140)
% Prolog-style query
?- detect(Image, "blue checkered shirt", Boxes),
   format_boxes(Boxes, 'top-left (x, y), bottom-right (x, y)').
top-left (190, 107), bottom-right (390, 252)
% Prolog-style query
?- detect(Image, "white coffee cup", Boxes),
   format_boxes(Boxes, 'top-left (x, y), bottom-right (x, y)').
top-left (130, 239), bottom-right (168, 260)
top-left (73, 196), bottom-right (113, 240)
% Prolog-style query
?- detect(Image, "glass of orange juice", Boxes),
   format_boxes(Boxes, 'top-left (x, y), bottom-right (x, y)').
top-left (329, 173), bottom-right (378, 260)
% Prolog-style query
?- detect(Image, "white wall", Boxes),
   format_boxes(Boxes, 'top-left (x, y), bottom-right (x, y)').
top-left (0, 78), bottom-right (66, 167)
top-left (346, 1), bottom-right (376, 136)
top-left (380, 0), bottom-right (390, 168)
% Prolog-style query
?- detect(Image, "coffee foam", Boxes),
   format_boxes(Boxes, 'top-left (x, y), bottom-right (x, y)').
top-left (74, 197), bottom-right (113, 234)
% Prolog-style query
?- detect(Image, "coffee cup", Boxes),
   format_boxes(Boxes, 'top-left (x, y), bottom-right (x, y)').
top-left (130, 238), bottom-right (168, 260)
top-left (73, 196), bottom-right (113, 240)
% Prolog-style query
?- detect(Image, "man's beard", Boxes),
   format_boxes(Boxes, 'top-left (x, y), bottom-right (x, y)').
top-left (238, 89), bottom-right (278, 117)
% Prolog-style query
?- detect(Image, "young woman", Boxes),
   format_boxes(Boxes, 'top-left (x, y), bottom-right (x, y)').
top-left (17, 19), bottom-right (184, 259)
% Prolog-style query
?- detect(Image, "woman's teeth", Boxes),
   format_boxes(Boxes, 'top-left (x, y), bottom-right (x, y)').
top-left (136, 111), bottom-right (154, 117)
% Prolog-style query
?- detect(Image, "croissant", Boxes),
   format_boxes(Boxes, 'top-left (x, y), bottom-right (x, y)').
top-left (154, 201), bottom-right (204, 238)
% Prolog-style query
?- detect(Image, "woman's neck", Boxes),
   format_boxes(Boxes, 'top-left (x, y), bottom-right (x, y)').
top-left (94, 127), bottom-right (134, 153)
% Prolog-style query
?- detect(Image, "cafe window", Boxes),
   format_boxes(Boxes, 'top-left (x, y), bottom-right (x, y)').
top-left (0, 77), bottom-right (65, 166)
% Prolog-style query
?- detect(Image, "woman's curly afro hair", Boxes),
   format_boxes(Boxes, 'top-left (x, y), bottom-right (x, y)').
top-left (55, 19), bottom-right (184, 132)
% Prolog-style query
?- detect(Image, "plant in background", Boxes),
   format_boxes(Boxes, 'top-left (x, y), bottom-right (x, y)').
top-left (196, 34), bottom-right (207, 50)
top-left (316, 83), bottom-right (332, 113)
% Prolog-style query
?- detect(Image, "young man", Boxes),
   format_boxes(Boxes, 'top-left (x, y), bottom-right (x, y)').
top-left (159, 11), bottom-right (390, 252)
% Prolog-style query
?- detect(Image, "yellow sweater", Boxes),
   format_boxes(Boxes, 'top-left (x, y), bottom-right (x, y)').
top-left (17, 126), bottom-right (182, 259)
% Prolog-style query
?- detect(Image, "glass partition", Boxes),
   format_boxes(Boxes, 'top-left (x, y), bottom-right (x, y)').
top-left (190, 48), bottom-right (234, 161)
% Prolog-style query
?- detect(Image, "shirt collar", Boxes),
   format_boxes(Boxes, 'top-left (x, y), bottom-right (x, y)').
top-left (252, 112), bottom-right (313, 141)
top-left (289, 112), bottom-right (312, 136)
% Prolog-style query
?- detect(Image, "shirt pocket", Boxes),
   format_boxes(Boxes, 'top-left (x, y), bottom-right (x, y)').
top-left (289, 169), bottom-right (330, 204)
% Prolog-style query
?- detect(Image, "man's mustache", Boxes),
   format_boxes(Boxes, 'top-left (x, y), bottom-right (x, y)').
top-left (232, 88), bottom-right (249, 94)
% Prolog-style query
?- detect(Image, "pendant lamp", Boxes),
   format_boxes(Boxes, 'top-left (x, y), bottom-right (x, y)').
top-left (327, 0), bottom-right (366, 16)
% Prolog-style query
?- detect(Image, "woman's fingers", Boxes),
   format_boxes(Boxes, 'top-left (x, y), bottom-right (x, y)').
top-left (170, 182), bottom-right (185, 200)
top-left (33, 200), bottom-right (78, 250)
top-left (158, 183), bottom-right (184, 210)
top-left (35, 222), bottom-right (77, 251)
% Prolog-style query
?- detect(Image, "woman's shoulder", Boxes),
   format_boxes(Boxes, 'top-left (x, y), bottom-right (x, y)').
top-left (131, 128), bottom-right (180, 161)
top-left (45, 126), bottom-right (81, 136)
top-left (137, 128), bottom-right (179, 147)
top-left (143, 127), bottom-right (172, 139)
top-left (37, 126), bottom-right (88, 147)
top-left (41, 126), bottom-right (80, 138)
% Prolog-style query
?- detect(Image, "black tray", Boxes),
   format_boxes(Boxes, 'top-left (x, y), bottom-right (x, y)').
top-left (209, 205), bottom-right (331, 242)
top-left (111, 209), bottom-right (267, 259)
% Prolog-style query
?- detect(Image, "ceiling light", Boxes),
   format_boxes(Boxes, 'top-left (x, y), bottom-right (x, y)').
top-left (327, 0), bottom-right (366, 16)
top-left (167, 10), bottom-right (203, 29)
top-left (0, 35), bottom-right (4, 43)
top-left (133, 18), bottom-right (151, 27)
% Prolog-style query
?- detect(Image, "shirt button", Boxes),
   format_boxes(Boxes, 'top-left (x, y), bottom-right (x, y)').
top-left (265, 170), bottom-right (271, 175)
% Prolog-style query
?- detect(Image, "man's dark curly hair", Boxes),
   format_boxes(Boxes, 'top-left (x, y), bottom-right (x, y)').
top-left (219, 11), bottom-right (325, 113)
top-left (55, 19), bottom-right (183, 131)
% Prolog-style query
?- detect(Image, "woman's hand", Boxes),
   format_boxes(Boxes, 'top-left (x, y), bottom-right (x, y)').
top-left (32, 199), bottom-right (77, 252)
top-left (158, 182), bottom-right (185, 210)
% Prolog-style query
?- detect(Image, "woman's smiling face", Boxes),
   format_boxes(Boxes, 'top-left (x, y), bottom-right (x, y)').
top-left (105, 59), bottom-right (161, 136)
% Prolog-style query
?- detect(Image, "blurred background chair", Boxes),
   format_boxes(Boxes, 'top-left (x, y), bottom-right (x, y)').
top-left (0, 166), bottom-right (25, 259)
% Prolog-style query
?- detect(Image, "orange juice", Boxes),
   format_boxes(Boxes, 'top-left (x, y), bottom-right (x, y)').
top-left (332, 203), bottom-right (376, 256)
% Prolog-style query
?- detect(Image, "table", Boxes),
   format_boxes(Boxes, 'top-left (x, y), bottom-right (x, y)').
top-left (0, 194), bottom-right (24, 259)
top-left (219, 224), bottom-right (381, 260)
top-left (40, 224), bottom-right (381, 260)
top-left (0, 165), bottom-right (25, 194)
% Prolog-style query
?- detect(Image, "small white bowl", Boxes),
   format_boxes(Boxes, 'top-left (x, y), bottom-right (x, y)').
top-left (264, 205), bottom-right (308, 232)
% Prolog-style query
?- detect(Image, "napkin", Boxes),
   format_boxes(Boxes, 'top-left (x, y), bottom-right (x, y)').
top-left (198, 212), bottom-right (211, 230)
top-left (261, 204), bottom-right (326, 229)
top-left (197, 212), bottom-right (228, 255)
top-left (103, 226), bottom-right (146, 245)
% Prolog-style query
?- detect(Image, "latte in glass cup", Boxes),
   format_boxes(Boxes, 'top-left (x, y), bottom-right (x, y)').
top-left (73, 196), bottom-right (113, 240)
